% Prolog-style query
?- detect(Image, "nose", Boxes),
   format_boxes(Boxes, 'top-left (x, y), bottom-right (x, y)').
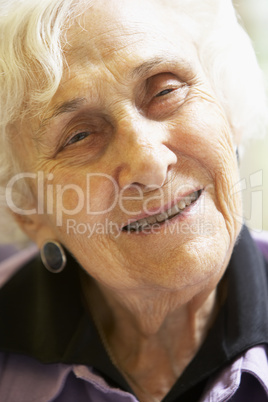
top-left (115, 116), bottom-right (177, 189)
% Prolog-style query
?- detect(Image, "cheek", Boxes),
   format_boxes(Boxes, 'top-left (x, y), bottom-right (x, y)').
top-left (170, 100), bottom-right (238, 186)
top-left (170, 100), bottom-right (234, 169)
top-left (40, 168), bottom-right (119, 230)
top-left (169, 99), bottom-right (242, 235)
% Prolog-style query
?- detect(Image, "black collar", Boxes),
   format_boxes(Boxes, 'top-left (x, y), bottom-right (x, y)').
top-left (0, 226), bottom-right (267, 401)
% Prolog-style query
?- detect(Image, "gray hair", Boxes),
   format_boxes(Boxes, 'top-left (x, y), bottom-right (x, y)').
top-left (0, 0), bottom-right (267, 244)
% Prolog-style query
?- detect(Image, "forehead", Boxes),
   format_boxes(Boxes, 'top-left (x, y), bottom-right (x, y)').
top-left (64, 0), bottom-right (197, 73)
top-left (42, 0), bottom-right (201, 118)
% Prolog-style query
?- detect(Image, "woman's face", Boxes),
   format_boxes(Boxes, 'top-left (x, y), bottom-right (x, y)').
top-left (18, 0), bottom-right (242, 295)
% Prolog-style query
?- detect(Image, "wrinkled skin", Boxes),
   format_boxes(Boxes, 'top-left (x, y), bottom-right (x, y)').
top-left (15, 0), bottom-right (242, 399)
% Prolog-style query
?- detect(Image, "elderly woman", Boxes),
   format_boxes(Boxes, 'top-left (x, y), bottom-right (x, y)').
top-left (0, 0), bottom-right (267, 401)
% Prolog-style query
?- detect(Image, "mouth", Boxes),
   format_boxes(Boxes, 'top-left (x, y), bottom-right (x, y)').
top-left (122, 189), bottom-right (202, 233)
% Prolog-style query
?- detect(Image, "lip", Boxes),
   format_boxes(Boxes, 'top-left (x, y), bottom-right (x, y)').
top-left (120, 188), bottom-right (203, 231)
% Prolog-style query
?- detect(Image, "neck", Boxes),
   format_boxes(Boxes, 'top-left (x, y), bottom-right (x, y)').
top-left (80, 272), bottom-right (221, 400)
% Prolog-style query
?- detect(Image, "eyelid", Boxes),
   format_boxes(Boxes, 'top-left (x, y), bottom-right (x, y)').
top-left (147, 73), bottom-right (185, 97)
top-left (65, 130), bottom-right (92, 146)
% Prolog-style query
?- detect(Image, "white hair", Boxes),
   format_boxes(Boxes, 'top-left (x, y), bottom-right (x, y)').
top-left (0, 0), bottom-right (267, 244)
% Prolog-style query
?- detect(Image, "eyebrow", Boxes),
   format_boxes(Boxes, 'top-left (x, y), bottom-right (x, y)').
top-left (43, 97), bottom-right (87, 123)
top-left (36, 97), bottom-right (87, 137)
top-left (131, 56), bottom-right (189, 79)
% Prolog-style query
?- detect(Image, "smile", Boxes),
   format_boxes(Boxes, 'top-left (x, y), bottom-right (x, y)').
top-left (122, 190), bottom-right (202, 232)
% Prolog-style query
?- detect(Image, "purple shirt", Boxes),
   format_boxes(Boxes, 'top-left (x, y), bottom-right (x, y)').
top-left (0, 345), bottom-right (267, 401)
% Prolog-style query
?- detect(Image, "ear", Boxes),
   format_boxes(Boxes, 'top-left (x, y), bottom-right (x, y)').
top-left (12, 212), bottom-right (56, 249)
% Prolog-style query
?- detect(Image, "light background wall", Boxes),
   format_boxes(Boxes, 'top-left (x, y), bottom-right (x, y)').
top-left (235, 0), bottom-right (268, 232)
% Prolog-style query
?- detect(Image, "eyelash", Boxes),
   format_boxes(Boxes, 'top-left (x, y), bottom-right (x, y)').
top-left (155, 88), bottom-right (175, 98)
top-left (66, 131), bottom-right (92, 146)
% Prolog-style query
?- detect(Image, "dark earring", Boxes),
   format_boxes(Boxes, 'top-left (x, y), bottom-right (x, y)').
top-left (40, 240), bottom-right (66, 273)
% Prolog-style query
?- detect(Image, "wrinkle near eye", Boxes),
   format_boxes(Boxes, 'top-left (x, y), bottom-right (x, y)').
top-left (139, 72), bottom-right (189, 119)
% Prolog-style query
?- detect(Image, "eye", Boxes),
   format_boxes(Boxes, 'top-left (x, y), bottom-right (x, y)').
top-left (142, 73), bottom-right (189, 120)
top-left (54, 114), bottom-right (111, 159)
top-left (66, 131), bottom-right (91, 146)
top-left (155, 88), bottom-right (175, 98)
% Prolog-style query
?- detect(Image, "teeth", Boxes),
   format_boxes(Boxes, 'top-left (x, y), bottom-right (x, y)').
top-left (123, 190), bottom-right (200, 231)
top-left (185, 196), bottom-right (192, 206)
top-left (169, 204), bottom-right (180, 216)
top-left (156, 212), bottom-right (168, 223)
top-left (147, 215), bottom-right (157, 225)
top-left (191, 191), bottom-right (198, 201)
top-left (178, 200), bottom-right (186, 210)
top-left (138, 218), bottom-right (148, 227)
